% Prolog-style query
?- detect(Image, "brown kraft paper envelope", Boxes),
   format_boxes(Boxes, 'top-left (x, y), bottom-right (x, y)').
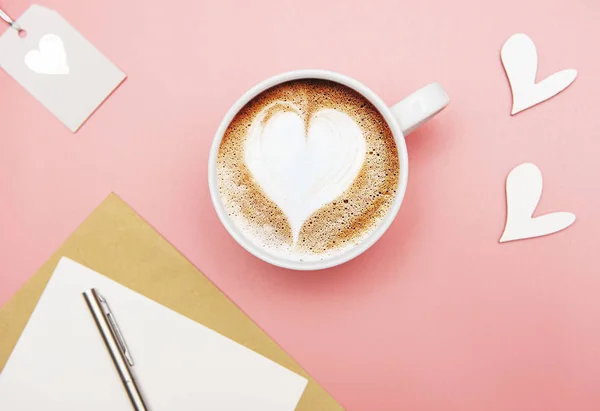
top-left (0, 193), bottom-right (343, 411)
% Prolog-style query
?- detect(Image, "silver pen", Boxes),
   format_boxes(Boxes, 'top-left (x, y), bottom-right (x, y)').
top-left (83, 288), bottom-right (149, 410)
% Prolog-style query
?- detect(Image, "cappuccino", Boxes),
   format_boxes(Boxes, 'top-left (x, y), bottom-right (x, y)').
top-left (217, 79), bottom-right (399, 261)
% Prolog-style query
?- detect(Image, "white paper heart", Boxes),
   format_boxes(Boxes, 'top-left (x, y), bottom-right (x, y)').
top-left (245, 104), bottom-right (366, 243)
top-left (500, 162), bottom-right (575, 243)
top-left (25, 34), bottom-right (69, 75)
top-left (501, 33), bottom-right (577, 115)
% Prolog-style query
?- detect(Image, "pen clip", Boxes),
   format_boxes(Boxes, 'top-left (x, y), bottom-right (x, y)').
top-left (96, 292), bottom-right (135, 367)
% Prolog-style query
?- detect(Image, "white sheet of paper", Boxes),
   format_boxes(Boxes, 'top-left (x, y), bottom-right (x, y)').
top-left (0, 5), bottom-right (126, 132)
top-left (0, 258), bottom-right (307, 410)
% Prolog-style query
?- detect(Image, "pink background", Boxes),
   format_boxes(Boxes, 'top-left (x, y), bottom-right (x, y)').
top-left (2, 0), bottom-right (600, 409)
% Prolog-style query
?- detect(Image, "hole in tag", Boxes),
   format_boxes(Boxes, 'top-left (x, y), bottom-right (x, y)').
top-left (18, 29), bottom-right (27, 38)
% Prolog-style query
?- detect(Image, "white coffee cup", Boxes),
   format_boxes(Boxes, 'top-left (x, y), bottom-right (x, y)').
top-left (208, 70), bottom-right (449, 270)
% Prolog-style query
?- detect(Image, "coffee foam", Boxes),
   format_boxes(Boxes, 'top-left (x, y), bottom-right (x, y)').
top-left (245, 102), bottom-right (366, 244)
top-left (217, 79), bottom-right (400, 261)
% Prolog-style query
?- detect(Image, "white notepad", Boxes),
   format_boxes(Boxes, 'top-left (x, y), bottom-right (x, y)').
top-left (0, 257), bottom-right (307, 410)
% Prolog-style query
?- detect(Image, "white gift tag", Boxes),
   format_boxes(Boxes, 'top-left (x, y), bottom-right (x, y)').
top-left (0, 5), bottom-right (126, 132)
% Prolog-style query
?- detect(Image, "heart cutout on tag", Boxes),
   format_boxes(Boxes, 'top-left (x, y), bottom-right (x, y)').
top-left (245, 104), bottom-right (366, 243)
top-left (501, 33), bottom-right (577, 115)
top-left (500, 162), bottom-right (575, 243)
top-left (25, 34), bottom-right (69, 75)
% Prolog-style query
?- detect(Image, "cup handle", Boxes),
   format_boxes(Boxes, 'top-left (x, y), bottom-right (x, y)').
top-left (390, 82), bottom-right (450, 136)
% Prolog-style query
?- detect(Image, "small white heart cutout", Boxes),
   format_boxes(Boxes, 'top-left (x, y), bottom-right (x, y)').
top-left (25, 34), bottom-right (70, 75)
top-left (500, 163), bottom-right (576, 243)
top-left (501, 33), bottom-right (577, 115)
top-left (245, 104), bottom-right (366, 243)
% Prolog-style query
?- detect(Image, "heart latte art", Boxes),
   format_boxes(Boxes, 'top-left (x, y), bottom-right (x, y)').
top-left (245, 104), bottom-right (366, 243)
top-left (217, 80), bottom-right (399, 262)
